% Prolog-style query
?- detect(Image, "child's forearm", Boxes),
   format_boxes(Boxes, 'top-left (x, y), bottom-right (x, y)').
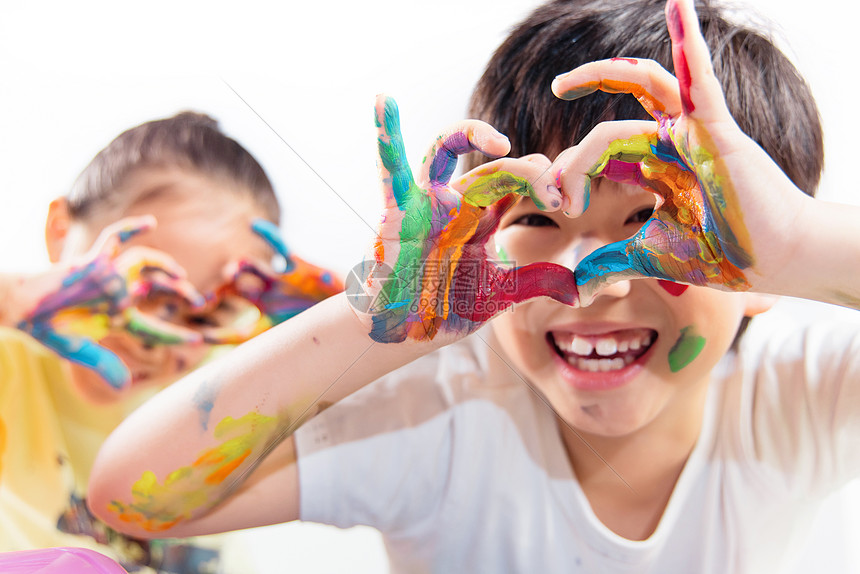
top-left (88, 292), bottom-right (432, 538)
top-left (774, 197), bottom-right (860, 309)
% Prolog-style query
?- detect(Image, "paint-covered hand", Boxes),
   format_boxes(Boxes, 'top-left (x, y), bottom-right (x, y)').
top-left (350, 95), bottom-right (578, 344)
top-left (17, 216), bottom-right (206, 390)
top-left (550, 0), bottom-right (807, 305)
top-left (209, 219), bottom-right (344, 343)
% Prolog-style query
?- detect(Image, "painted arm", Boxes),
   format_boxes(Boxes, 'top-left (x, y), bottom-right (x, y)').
top-left (5, 216), bottom-right (205, 390)
top-left (550, 0), bottom-right (860, 309)
top-left (88, 96), bottom-right (580, 538)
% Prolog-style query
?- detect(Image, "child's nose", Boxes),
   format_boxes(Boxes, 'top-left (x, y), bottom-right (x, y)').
top-left (562, 238), bottom-right (633, 300)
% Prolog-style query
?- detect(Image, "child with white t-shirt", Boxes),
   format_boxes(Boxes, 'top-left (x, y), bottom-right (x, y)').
top-left (88, 0), bottom-right (860, 572)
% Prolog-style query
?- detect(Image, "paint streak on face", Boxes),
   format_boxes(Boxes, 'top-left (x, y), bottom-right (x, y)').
top-left (107, 411), bottom-right (278, 532)
top-left (658, 279), bottom-right (689, 296)
top-left (668, 325), bottom-right (705, 372)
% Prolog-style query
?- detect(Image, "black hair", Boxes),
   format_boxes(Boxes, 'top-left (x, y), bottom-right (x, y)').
top-left (67, 111), bottom-right (280, 223)
top-left (467, 0), bottom-right (824, 342)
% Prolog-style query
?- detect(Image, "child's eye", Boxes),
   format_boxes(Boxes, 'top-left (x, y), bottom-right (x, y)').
top-left (186, 315), bottom-right (219, 327)
top-left (625, 207), bottom-right (655, 225)
top-left (510, 213), bottom-right (559, 228)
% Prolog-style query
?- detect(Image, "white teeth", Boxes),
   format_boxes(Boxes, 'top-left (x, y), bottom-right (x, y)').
top-left (595, 337), bottom-right (618, 357)
top-left (556, 330), bottom-right (655, 364)
top-left (571, 336), bottom-right (594, 356)
top-left (572, 357), bottom-right (628, 372)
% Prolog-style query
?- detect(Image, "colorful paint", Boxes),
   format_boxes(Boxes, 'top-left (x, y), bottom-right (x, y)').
top-left (363, 96), bottom-right (578, 343)
top-left (668, 325), bottom-right (705, 372)
top-left (108, 411), bottom-right (280, 532)
top-left (666, 0), bottom-right (694, 114)
top-left (107, 396), bottom-right (331, 532)
top-left (16, 220), bottom-right (204, 389)
top-left (558, 84), bottom-right (752, 301)
top-left (251, 219), bottom-right (295, 272)
top-left (550, 0), bottom-right (760, 305)
top-left (213, 220), bottom-right (344, 332)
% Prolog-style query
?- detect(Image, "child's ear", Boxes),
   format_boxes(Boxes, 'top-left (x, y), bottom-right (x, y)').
top-left (45, 197), bottom-right (71, 263)
top-left (743, 293), bottom-right (778, 317)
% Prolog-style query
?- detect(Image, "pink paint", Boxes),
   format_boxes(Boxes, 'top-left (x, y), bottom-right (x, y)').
top-left (658, 279), bottom-right (689, 296)
top-left (666, 0), bottom-right (695, 114)
top-left (611, 57), bottom-right (639, 65)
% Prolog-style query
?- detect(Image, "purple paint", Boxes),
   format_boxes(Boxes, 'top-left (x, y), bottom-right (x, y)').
top-left (429, 132), bottom-right (474, 185)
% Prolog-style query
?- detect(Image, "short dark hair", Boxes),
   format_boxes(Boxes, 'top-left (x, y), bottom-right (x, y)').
top-left (467, 0), bottom-right (825, 342)
top-left (67, 111), bottom-right (280, 223)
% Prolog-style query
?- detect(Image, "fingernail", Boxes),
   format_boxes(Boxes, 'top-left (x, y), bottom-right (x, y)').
top-left (546, 185), bottom-right (562, 208)
top-left (489, 128), bottom-right (509, 144)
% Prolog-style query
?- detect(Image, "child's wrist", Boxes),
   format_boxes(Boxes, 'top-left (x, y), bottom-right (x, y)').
top-left (3, 268), bottom-right (68, 328)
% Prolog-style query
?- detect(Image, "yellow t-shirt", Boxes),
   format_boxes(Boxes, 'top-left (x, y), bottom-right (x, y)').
top-left (0, 327), bottom-right (245, 573)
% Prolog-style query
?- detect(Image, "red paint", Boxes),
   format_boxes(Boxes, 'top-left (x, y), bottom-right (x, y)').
top-left (611, 57), bottom-right (639, 65)
top-left (658, 279), bottom-right (689, 296)
top-left (666, 0), bottom-right (695, 114)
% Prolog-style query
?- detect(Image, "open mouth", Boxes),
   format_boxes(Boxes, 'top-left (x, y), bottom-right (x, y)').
top-left (548, 328), bottom-right (658, 373)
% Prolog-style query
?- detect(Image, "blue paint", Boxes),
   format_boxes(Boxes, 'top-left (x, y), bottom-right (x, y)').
top-left (192, 381), bottom-right (218, 431)
top-left (428, 132), bottom-right (473, 185)
top-left (379, 97), bottom-right (418, 211)
top-left (23, 322), bottom-right (129, 389)
top-left (251, 218), bottom-right (295, 272)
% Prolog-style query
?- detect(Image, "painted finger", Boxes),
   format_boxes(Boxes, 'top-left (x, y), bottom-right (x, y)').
top-left (573, 238), bottom-right (642, 306)
top-left (375, 95), bottom-right (420, 211)
top-left (250, 218), bottom-right (295, 273)
top-left (665, 0), bottom-right (732, 121)
top-left (454, 155), bottom-right (561, 212)
top-left (129, 272), bottom-right (206, 312)
top-left (224, 257), bottom-right (278, 300)
top-left (116, 247), bottom-right (189, 282)
top-left (118, 250), bottom-right (206, 310)
top-left (25, 322), bottom-right (131, 390)
top-left (122, 307), bottom-right (204, 346)
top-left (551, 120), bottom-right (659, 217)
top-left (552, 58), bottom-right (683, 120)
top-left (91, 215), bottom-right (158, 257)
top-left (419, 120), bottom-right (512, 188)
top-left (452, 262), bottom-right (579, 322)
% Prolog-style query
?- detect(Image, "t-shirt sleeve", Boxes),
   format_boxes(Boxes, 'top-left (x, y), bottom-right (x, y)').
top-left (744, 321), bottom-right (860, 492)
top-left (294, 351), bottom-right (458, 534)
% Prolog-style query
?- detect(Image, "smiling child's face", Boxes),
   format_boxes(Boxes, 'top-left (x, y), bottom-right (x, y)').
top-left (52, 166), bottom-right (275, 403)
top-left (491, 177), bottom-right (762, 438)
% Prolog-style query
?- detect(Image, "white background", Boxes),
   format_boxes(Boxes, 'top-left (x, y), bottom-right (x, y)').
top-left (2, 1), bottom-right (859, 572)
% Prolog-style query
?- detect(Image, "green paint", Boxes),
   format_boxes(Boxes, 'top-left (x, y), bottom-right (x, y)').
top-left (668, 326), bottom-right (705, 372)
top-left (462, 172), bottom-right (536, 208)
top-left (495, 244), bottom-right (511, 265)
top-left (560, 85), bottom-right (598, 101)
top-left (125, 308), bottom-right (187, 345)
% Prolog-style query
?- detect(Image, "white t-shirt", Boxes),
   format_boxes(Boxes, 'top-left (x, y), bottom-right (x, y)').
top-left (295, 322), bottom-right (860, 573)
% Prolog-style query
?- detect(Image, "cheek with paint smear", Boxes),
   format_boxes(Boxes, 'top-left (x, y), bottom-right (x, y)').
top-left (667, 325), bottom-right (705, 373)
top-left (658, 279), bottom-right (689, 297)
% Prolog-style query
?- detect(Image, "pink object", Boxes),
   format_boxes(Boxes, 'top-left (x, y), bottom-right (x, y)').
top-left (0, 547), bottom-right (128, 573)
